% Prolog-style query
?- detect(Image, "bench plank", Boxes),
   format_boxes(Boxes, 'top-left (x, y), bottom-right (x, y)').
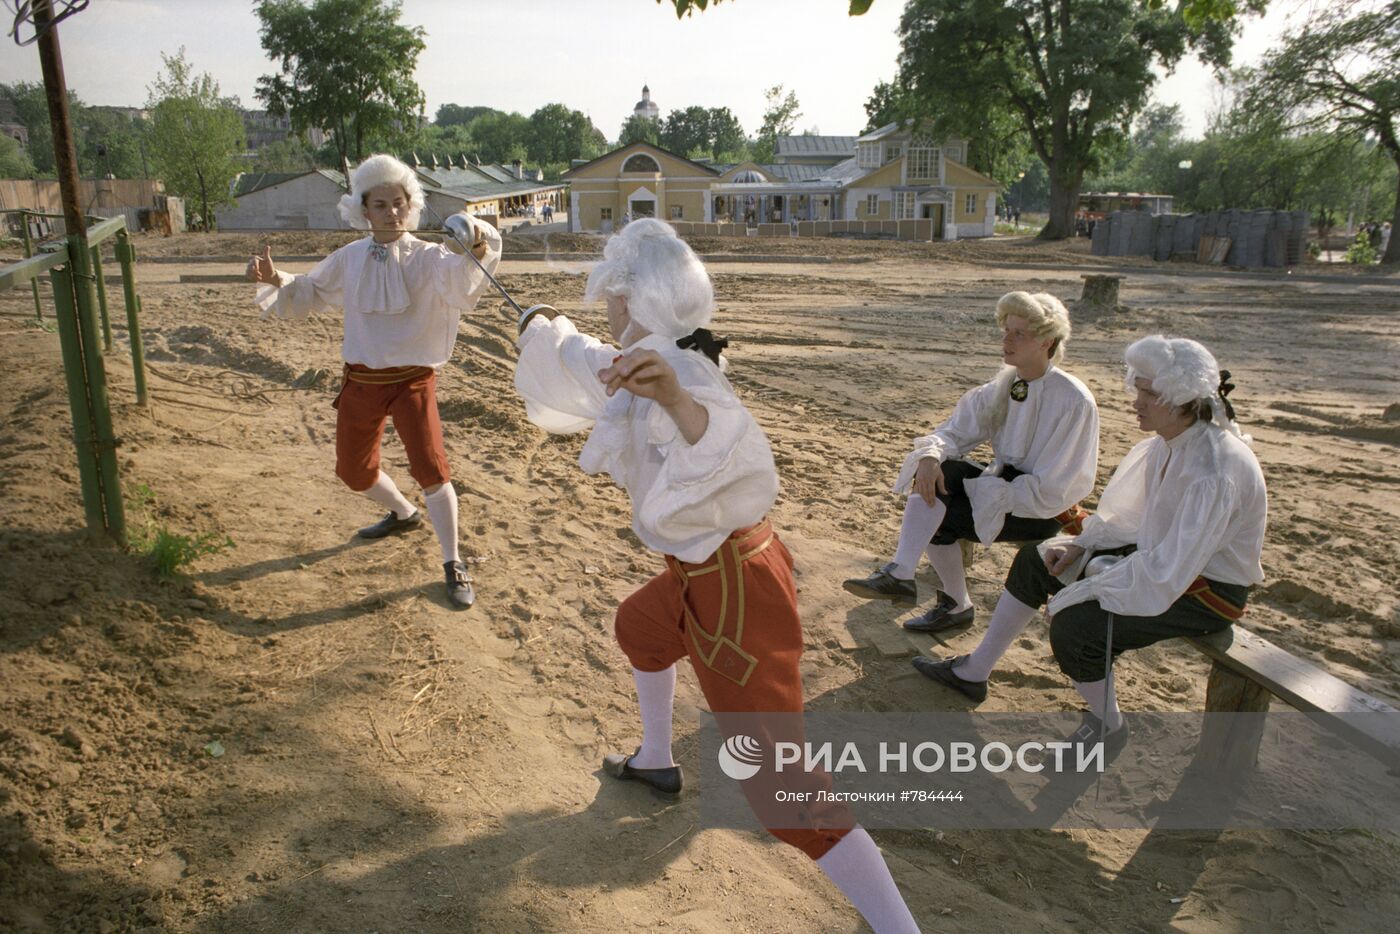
top-left (1189, 627), bottom-right (1400, 767)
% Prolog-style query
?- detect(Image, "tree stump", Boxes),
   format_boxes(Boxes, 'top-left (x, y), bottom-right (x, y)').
top-left (1077, 274), bottom-right (1124, 316)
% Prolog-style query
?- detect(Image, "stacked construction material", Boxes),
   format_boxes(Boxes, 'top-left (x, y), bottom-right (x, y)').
top-left (1091, 209), bottom-right (1309, 267)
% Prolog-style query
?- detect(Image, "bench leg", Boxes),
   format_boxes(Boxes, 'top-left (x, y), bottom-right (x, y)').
top-left (1195, 661), bottom-right (1270, 772)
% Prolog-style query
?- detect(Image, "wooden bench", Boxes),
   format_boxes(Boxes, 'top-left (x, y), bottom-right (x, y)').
top-left (1188, 626), bottom-right (1400, 772)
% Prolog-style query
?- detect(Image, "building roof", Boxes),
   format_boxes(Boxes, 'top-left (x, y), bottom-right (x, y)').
top-left (855, 122), bottom-right (903, 143)
top-left (231, 169), bottom-right (344, 198)
top-left (774, 135), bottom-right (856, 157)
top-left (562, 141), bottom-right (720, 179)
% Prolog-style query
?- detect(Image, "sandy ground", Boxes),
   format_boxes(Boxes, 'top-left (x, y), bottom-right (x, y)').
top-left (1, 229), bottom-right (1398, 933)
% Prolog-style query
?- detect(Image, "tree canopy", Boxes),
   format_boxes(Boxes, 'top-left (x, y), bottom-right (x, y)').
top-left (895, 0), bottom-right (1242, 238)
top-left (255, 0), bottom-right (426, 171)
top-left (1245, 0), bottom-right (1400, 262)
top-left (618, 113), bottom-right (661, 148)
top-left (145, 49), bottom-right (245, 231)
top-left (752, 85), bottom-right (800, 163)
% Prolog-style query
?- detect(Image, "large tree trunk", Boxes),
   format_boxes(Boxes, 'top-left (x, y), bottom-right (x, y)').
top-left (1040, 169), bottom-right (1080, 240)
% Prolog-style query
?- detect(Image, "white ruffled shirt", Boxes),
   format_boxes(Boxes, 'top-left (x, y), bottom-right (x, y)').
top-left (893, 366), bottom-right (1099, 543)
top-left (513, 316), bottom-right (778, 563)
top-left (1043, 421), bottom-right (1267, 618)
top-left (254, 215), bottom-right (502, 369)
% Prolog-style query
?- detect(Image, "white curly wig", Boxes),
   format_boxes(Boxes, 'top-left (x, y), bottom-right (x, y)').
top-left (1125, 335), bottom-right (1248, 443)
top-left (995, 291), bottom-right (1072, 364)
top-left (584, 218), bottom-right (713, 339)
top-left (337, 154), bottom-right (425, 231)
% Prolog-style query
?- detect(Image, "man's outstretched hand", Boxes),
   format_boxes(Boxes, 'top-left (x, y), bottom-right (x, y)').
top-left (246, 246), bottom-right (278, 285)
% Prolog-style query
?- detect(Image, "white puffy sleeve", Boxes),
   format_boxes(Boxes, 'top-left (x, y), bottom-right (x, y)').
top-left (962, 393), bottom-right (1100, 542)
top-left (1049, 476), bottom-right (1238, 617)
top-left (634, 353), bottom-right (779, 543)
top-left (256, 249), bottom-right (345, 320)
top-left (1070, 437), bottom-right (1156, 553)
top-left (1008, 398), bottom-right (1099, 516)
top-left (428, 214), bottom-right (504, 309)
top-left (513, 315), bottom-right (618, 434)
top-left (892, 380), bottom-right (998, 493)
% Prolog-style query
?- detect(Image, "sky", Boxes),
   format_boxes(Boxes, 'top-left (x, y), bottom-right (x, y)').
top-left (0, 0), bottom-right (1322, 141)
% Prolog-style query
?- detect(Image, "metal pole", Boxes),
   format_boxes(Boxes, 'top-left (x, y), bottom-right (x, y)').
top-left (21, 211), bottom-right (43, 322)
top-left (35, 0), bottom-right (125, 544)
top-left (48, 265), bottom-right (105, 534)
top-left (114, 231), bottom-right (148, 406)
top-left (91, 245), bottom-right (112, 351)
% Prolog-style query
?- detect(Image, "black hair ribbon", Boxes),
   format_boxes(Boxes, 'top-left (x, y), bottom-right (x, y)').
top-left (676, 327), bottom-right (729, 365)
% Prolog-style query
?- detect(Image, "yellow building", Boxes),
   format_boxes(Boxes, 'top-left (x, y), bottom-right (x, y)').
top-left (564, 125), bottom-right (1000, 240)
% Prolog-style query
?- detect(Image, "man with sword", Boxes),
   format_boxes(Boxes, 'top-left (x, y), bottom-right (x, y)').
top-left (246, 153), bottom-right (501, 609)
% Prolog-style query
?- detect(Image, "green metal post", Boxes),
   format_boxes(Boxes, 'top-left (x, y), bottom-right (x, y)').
top-left (48, 262), bottom-right (106, 535)
top-left (66, 235), bottom-right (126, 544)
top-left (114, 233), bottom-right (148, 406)
top-left (21, 211), bottom-right (42, 322)
top-left (91, 245), bottom-right (112, 352)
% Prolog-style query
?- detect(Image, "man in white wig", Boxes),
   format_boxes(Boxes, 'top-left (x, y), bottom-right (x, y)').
top-left (914, 336), bottom-right (1266, 753)
top-left (514, 219), bottom-right (920, 933)
top-left (246, 154), bottom-right (501, 609)
top-left (844, 292), bottom-right (1099, 635)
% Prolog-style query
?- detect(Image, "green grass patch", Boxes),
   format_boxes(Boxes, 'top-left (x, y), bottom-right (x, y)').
top-left (126, 483), bottom-right (234, 580)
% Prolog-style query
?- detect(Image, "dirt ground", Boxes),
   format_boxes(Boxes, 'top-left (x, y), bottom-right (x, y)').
top-left (1, 229), bottom-right (1398, 933)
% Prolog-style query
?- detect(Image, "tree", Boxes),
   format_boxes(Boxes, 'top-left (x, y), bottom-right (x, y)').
top-left (618, 113), bottom-right (661, 148)
top-left (78, 108), bottom-right (150, 179)
top-left (864, 80), bottom-right (917, 131)
top-left (0, 133), bottom-right (35, 177)
top-left (146, 49), bottom-right (245, 231)
top-left (753, 84), bottom-right (800, 163)
top-left (528, 103), bottom-right (607, 165)
top-left (435, 103), bottom-right (499, 127)
top-left (660, 0), bottom-right (1256, 20)
top-left (1247, 1), bottom-right (1400, 263)
top-left (708, 107), bottom-right (748, 161)
top-left (469, 110), bottom-right (531, 164)
top-left (250, 135), bottom-right (318, 173)
top-left (658, 106), bottom-right (712, 157)
top-left (1, 81), bottom-right (76, 175)
top-left (255, 0), bottom-right (426, 173)
top-left (662, 0), bottom-right (873, 15)
top-left (896, 0), bottom-right (1241, 239)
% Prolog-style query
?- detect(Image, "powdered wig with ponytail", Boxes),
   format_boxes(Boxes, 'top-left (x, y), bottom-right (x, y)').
top-left (1124, 335), bottom-right (1250, 444)
top-left (337, 154), bottom-right (425, 231)
top-left (995, 291), bottom-right (1072, 364)
top-left (584, 218), bottom-right (714, 339)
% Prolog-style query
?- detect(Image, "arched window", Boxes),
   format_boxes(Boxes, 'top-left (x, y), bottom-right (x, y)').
top-left (623, 153), bottom-right (660, 173)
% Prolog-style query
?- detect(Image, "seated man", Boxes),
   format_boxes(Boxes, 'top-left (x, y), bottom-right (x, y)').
top-left (844, 291), bottom-right (1099, 634)
top-left (914, 336), bottom-right (1267, 752)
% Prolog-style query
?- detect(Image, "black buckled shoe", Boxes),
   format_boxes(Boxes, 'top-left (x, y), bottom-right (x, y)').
top-left (443, 561), bottom-right (475, 609)
top-left (602, 750), bottom-right (683, 795)
top-left (1065, 711), bottom-right (1130, 762)
top-left (903, 590), bottom-right (976, 633)
top-left (356, 509), bottom-right (422, 540)
top-left (842, 563), bottom-right (917, 607)
top-left (911, 654), bottom-right (988, 703)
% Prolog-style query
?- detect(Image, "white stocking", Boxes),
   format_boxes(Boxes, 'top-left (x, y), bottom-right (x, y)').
top-left (1074, 678), bottom-right (1123, 734)
top-left (629, 666), bottom-right (676, 769)
top-left (890, 494), bottom-right (945, 580)
top-left (361, 470), bottom-right (414, 519)
top-left (816, 827), bottom-right (920, 933)
top-left (954, 590), bottom-right (1037, 682)
top-left (423, 483), bottom-right (460, 564)
top-left (923, 542), bottom-right (970, 610)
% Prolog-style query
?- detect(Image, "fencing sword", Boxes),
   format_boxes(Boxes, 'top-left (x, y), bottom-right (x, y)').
top-left (418, 200), bottom-right (558, 335)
